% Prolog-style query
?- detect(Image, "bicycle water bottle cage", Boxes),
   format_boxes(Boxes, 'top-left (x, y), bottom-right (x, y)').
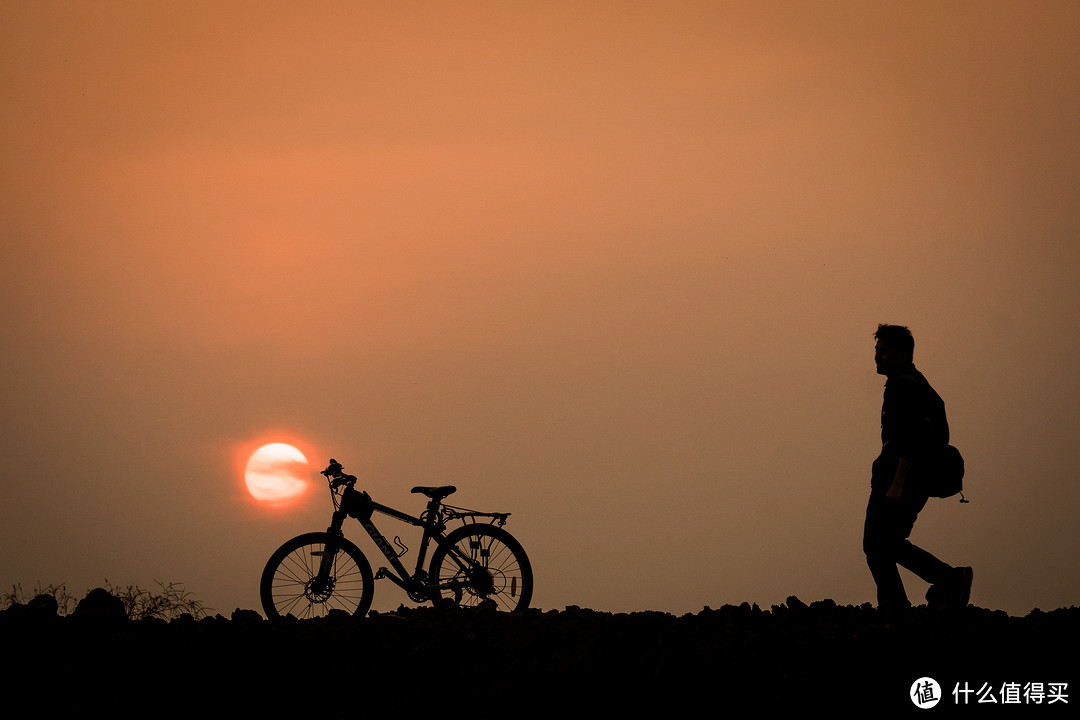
top-left (411, 485), bottom-right (456, 500)
top-left (342, 488), bottom-right (374, 521)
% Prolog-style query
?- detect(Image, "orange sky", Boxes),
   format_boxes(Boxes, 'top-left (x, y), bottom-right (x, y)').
top-left (3, 1), bottom-right (1079, 616)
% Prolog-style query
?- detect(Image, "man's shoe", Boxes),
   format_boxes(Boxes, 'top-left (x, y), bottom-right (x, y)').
top-left (955, 566), bottom-right (973, 607)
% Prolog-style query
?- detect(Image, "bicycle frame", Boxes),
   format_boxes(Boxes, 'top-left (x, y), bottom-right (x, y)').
top-left (321, 478), bottom-right (506, 603)
top-left (360, 498), bottom-right (438, 598)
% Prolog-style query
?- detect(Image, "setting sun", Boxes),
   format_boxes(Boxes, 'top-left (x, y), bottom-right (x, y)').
top-left (244, 443), bottom-right (310, 506)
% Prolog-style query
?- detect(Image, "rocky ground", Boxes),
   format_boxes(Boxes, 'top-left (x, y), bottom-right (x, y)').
top-left (2, 590), bottom-right (1076, 716)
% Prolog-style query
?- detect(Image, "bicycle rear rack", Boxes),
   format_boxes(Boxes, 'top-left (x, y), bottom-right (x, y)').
top-left (442, 505), bottom-right (510, 527)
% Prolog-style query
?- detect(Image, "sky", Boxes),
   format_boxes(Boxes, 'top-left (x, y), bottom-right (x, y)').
top-left (2, 0), bottom-right (1079, 618)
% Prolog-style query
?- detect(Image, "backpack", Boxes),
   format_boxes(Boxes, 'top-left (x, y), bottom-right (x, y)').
top-left (899, 371), bottom-right (969, 503)
top-left (916, 375), bottom-right (967, 502)
top-left (923, 443), bottom-right (967, 502)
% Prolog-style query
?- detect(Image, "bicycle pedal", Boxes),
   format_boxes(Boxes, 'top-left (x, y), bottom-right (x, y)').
top-left (374, 568), bottom-right (390, 580)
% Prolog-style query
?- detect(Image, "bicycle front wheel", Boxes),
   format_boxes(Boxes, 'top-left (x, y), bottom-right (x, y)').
top-left (429, 524), bottom-right (533, 612)
top-left (260, 532), bottom-right (374, 620)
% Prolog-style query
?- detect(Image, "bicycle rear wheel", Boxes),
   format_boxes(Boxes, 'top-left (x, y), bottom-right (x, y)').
top-left (260, 532), bottom-right (374, 619)
top-left (429, 524), bottom-right (532, 612)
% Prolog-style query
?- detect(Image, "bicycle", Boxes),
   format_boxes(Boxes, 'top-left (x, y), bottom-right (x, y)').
top-left (260, 459), bottom-right (533, 619)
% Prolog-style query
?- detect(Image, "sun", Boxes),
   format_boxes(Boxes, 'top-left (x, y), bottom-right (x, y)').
top-left (244, 443), bottom-right (311, 506)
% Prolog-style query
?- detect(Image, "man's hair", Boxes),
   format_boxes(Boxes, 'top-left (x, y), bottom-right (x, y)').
top-left (875, 324), bottom-right (914, 360)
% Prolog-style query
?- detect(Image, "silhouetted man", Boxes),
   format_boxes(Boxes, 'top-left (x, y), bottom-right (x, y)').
top-left (863, 324), bottom-right (972, 610)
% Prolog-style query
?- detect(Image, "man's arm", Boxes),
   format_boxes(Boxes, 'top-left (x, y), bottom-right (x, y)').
top-left (885, 456), bottom-right (912, 500)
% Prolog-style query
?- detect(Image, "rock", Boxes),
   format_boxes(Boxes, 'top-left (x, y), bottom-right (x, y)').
top-left (72, 588), bottom-right (127, 622)
top-left (28, 594), bottom-right (59, 616)
top-left (0, 594), bottom-right (59, 623)
top-left (231, 608), bottom-right (262, 624)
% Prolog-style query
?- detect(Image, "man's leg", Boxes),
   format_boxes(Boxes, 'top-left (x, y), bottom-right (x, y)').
top-left (892, 493), bottom-right (954, 585)
top-left (890, 493), bottom-right (973, 608)
top-left (863, 491), bottom-right (911, 608)
top-left (896, 540), bottom-right (953, 585)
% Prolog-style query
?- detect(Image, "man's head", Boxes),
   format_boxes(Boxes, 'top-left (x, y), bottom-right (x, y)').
top-left (874, 324), bottom-right (914, 375)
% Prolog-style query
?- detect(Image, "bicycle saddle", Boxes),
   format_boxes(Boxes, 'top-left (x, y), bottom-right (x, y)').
top-left (411, 485), bottom-right (457, 500)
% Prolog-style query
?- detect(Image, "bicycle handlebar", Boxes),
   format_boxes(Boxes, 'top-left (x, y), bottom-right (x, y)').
top-left (322, 459), bottom-right (357, 489)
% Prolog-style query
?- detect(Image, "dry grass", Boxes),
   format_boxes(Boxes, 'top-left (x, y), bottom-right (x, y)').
top-left (3, 580), bottom-right (209, 620)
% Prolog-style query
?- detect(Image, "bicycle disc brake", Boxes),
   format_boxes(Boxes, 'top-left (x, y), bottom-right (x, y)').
top-left (305, 577), bottom-right (335, 603)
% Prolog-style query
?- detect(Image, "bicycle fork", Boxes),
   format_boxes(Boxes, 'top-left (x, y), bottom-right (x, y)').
top-left (309, 512), bottom-right (349, 597)
top-left (308, 539), bottom-right (343, 598)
